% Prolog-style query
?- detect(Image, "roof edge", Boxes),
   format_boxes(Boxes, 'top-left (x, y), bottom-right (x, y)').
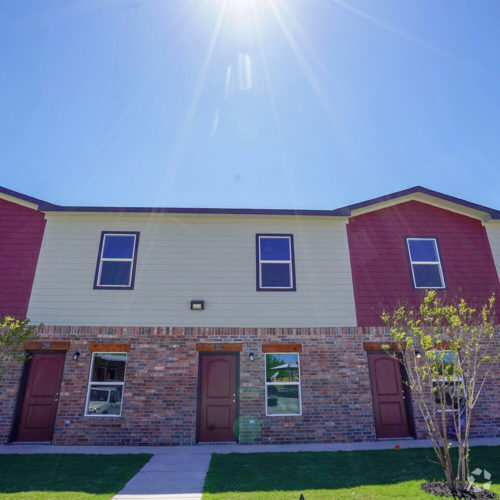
top-left (38, 203), bottom-right (344, 217)
top-left (2, 185), bottom-right (499, 219)
top-left (0, 185), bottom-right (55, 209)
top-left (340, 186), bottom-right (500, 220)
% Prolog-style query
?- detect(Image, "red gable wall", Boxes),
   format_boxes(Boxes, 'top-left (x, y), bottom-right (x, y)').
top-left (347, 200), bottom-right (500, 326)
top-left (0, 198), bottom-right (45, 319)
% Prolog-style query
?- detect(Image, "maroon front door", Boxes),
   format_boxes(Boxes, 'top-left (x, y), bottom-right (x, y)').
top-left (16, 353), bottom-right (65, 442)
top-left (368, 353), bottom-right (411, 438)
top-left (198, 354), bottom-right (238, 442)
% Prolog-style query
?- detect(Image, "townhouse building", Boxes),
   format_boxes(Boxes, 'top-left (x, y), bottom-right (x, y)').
top-left (0, 186), bottom-right (499, 445)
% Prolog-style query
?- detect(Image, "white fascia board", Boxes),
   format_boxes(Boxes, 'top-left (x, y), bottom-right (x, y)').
top-left (0, 192), bottom-right (39, 210)
top-left (349, 192), bottom-right (491, 223)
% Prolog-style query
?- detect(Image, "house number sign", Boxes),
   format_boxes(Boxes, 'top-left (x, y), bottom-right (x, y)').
top-left (196, 343), bottom-right (243, 352)
top-left (40, 343), bottom-right (51, 349)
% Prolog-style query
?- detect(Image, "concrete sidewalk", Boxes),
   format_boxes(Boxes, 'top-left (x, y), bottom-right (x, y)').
top-left (1, 438), bottom-right (498, 500)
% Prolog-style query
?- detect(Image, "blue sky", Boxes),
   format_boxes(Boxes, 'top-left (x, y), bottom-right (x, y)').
top-left (1, 0), bottom-right (499, 209)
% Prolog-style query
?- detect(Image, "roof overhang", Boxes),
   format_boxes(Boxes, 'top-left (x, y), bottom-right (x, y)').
top-left (340, 186), bottom-right (500, 223)
top-left (2, 184), bottom-right (499, 222)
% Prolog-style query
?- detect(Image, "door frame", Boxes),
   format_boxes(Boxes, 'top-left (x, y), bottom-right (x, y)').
top-left (366, 350), bottom-right (416, 439)
top-left (196, 351), bottom-right (240, 443)
top-left (10, 350), bottom-right (67, 442)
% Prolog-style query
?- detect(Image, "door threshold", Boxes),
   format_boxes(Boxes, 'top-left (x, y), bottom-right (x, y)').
top-left (377, 437), bottom-right (414, 441)
top-left (197, 441), bottom-right (238, 445)
top-left (10, 441), bottom-right (52, 445)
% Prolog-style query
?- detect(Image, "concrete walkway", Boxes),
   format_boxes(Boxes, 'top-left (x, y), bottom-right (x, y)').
top-left (1, 438), bottom-right (498, 500)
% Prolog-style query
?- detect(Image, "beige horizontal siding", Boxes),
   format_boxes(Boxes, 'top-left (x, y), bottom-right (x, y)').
top-left (27, 213), bottom-right (356, 327)
top-left (486, 222), bottom-right (500, 281)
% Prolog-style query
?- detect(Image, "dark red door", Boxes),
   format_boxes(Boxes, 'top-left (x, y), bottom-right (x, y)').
top-left (368, 353), bottom-right (411, 438)
top-left (199, 354), bottom-right (237, 442)
top-left (16, 353), bottom-right (65, 442)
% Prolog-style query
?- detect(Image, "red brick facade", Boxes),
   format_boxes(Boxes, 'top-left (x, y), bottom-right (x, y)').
top-left (1, 325), bottom-right (498, 446)
top-left (0, 198), bottom-right (46, 319)
top-left (347, 201), bottom-right (500, 326)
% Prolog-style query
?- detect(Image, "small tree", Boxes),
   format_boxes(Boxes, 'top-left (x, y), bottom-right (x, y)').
top-left (382, 291), bottom-right (499, 494)
top-left (0, 316), bottom-right (39, 379)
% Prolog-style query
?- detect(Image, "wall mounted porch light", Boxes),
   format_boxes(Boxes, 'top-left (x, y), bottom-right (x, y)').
top-left (72, 351), bottom-right (81, 361)
top-left (190, 300), bottom-right (205, 311)
top-left (249, 352), bottom-right (254, 361)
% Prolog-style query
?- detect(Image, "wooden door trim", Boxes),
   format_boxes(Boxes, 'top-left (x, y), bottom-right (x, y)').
top-left (196, 352), bottom-right (240, 443)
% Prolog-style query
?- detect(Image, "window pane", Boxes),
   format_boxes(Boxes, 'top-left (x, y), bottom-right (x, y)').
top-left (91, 353), bottom-right (126, 382)
top-left (267, 385), bottom-right (300, 415)
top-left (87, 384), bottom-right (123, 415)
top-left (413, 264), bottom-right (443, 288)
top-left (260, 237), bottom-right (290, 261)
top-left (436, 351), bottom-right (456, 377)
top-left (433, 381), bottom-right (464, 409)
top-left (261, 263), bottom-right (291, 288)
top-left (100, 261), bottom-right (132, 286)
top-left (102, 235), bottom-right (135, 259)
top-left (408, 239), bottom-right (438, 262)
top-left (266, 354), bottom-right (299, 382)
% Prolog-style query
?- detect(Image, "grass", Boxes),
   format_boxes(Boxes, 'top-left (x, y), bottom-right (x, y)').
top-left (203, 446), bottom-right (500, 499)
top-left (0, 454), bottom-right (152, 499)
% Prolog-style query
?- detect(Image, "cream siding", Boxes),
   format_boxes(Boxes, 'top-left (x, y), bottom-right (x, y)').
top-left (27, 212), bottom-right (357, 327)
top-left (486, 222), bottom-right (500, 280)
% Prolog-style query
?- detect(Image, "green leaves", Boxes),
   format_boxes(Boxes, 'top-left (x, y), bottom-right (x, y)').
top-left (0, 316), bottom-right (40, 379)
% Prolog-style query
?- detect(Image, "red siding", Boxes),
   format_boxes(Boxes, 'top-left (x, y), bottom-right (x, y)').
top-left (347, 201), bottom-right (500, 326)
top-left (0, 198), bottom-right (45, 319)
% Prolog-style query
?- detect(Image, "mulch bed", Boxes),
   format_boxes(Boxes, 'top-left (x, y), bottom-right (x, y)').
top-left (421, 482), bottom-right (497, 499)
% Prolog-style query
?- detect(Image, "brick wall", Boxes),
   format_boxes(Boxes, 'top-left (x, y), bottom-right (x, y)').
top-left (0, 198), bottom-right (46, 318)
top-left (347, 201), bottom-right (500, 326)
top-left (1, 325), bottom-right (497, 446)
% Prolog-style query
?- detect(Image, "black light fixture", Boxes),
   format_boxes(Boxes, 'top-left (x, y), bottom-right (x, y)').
top-left (249, 352), bottom-right (254, 361)
top-left (415, 351), bottom-right (422, 359)
top-left (72, 351), bottom-right (80, 361)
top-left (190, 300), bottom-right (205, 311)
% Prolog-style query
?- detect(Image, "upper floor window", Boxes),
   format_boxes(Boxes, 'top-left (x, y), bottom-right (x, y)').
top-left (406, 237), bottom-right (445, 289)
top-left (256, 234), bottom-right (296, 291)
top-left (94, 232), bottom-right (139, 289)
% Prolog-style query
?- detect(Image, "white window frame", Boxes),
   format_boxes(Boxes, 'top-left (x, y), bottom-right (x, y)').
top-left (96, 233), bottom-right (138, 288)
top-left (406, 237), bottom-right (445, 289)
top-left (85, 352), bottom-right (127, 417)
top-left (265, 352), bottom-right (302, 417)
top-left (257, 235), bottom-right (295, 291)
top-left (431, 350), bottom-right (465, 413)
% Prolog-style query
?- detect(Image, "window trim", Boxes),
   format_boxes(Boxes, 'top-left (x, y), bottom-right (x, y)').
top-left (265, 352), bottom-right (302, 417)
top-left (256, 234), bottom-right (296, 292)
top-left (93, 231), bottom-right (140, 290)
top-left (84, 351), bottom-right (127, 417)
top-left (406, 237), bottom-right (446, 290)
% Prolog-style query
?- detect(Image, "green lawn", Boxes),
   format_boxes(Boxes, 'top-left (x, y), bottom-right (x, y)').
top-left (0, 454), bottom-right (152, 499)
top-left (203, 446), bottom-right (500, 499)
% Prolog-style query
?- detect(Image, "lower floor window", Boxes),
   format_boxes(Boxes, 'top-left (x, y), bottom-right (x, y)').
top-left (265, 353), bottom-right (301, 416)
top-left (432, 350), bottom-right (465, 411)
top-left (85, 352), bottom-right (127, 416)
